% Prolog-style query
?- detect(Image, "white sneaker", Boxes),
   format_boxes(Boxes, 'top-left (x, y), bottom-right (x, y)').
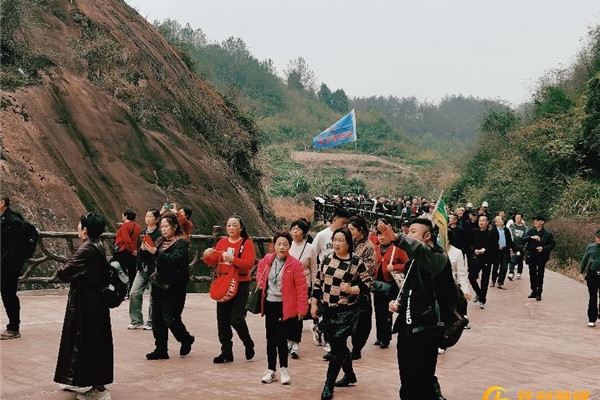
top-left (517, 273), bottom-right (522, 280)
top-left (479, 302), bottom-right (486, 310)
top-left (588, 322), bottom-right (595, 327)
top-left (310, 323), bottom-right (322, 346)
top-left (142, 323), bottom-right (153, 330)
top-left (59, 384), bottom-right (92, 393)
top-left (324, 342), bottom-right (331, 353)
top-left (127, 323), bottom-right (143, 330)
top-left (437, 348), bottom-right (445, 354)
top-left (290, 342), bottom-right (299, 359)
top-left (76, 387), bottom-right (111, 400)
top-left (280, 367), bottom-right (291, 385)
top-left (261, 369), bottom-right (277, 384)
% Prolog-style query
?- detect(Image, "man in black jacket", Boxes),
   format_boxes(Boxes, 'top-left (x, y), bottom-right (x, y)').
top-left (1, 196), bottom-right (26, 340)
top-left (468, 215), bottom-right (497, 309)
top-left (379, 218), bottom-right (456, 400)
top-left (523, 214), bottom-right (556, 301)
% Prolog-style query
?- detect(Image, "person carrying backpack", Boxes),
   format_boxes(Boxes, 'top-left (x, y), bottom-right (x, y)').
top-left (54, 211), bottom-right (114, 400)
top-left (1, 196), bottom-right (28, 340)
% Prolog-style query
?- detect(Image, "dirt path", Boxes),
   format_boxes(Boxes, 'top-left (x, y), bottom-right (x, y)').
top-left (291, 151), bottom-right (412, 173)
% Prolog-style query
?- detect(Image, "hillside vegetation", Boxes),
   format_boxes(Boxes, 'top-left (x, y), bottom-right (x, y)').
top-left (1, 0), bottom-right (273, 233)
top-left (153, 19), bottom-right (504, 198)
top-left (448, 26), bottom-right (600, 266)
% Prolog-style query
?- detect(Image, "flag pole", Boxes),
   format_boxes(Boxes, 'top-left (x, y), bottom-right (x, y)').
top-left (355, 140), bottom-right (359, 195)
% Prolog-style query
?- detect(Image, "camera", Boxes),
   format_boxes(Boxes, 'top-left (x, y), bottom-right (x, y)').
top-left (163, 202), bottom-right (173, 210)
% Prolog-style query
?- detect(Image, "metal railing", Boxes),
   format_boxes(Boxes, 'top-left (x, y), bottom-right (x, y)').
top-left (313, 199), bottom-right (405, 230)
top-left (20, 227), bottom-right (273, 285)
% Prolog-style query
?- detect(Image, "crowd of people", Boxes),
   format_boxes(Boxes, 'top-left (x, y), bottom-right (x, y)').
top-left (1, 193), bottom-right (599, 400)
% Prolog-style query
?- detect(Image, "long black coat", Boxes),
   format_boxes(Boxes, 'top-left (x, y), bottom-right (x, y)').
top-left (54, 238), bottom-right (113, 386)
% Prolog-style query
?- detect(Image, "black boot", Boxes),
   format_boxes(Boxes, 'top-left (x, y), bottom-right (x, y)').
top-left (335, 353), bottom-right (357, 387)
top-left (321, 355), bottom-right (343, 400)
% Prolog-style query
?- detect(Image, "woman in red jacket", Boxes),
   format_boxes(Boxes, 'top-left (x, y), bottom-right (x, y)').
top-left (373, 224), bottom-right (409, 349)
top-left (202, 215), bottom-right (256, 363)
top-left (256, 232), bottom-right (308, 385)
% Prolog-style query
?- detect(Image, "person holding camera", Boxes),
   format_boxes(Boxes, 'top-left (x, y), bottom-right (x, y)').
top-left (143, 213), bottom-right (195, 360)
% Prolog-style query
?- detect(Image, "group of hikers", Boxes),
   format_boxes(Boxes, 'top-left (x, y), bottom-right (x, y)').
top-left (1, 193), bottom-right (599, 400)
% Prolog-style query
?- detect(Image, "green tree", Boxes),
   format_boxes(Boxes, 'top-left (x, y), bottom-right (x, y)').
top-left (285, 56), bottom-right (315, 93)
top-left (329, 89), bottom-right (349, 113)
top-left (318, 83), bottom-right (332, 105)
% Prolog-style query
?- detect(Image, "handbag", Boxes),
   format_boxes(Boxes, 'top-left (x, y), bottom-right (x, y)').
top-left (439, 310), bottom-right (469, 349)
top-left (439, 284), bottom-right (469, 349)
top-left (246, 258), bottom-right (271, 314)
top-left (209, 238), bottom-right (247, 303)
top-left (210, 267), bottom-right (239, 302)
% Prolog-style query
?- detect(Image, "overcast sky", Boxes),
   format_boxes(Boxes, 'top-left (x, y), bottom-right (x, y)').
top-left (125, 0), bottom-right (599, 105)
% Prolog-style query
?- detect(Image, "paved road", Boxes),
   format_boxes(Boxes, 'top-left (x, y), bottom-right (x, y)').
top-left (1, 269), bottom-right (598, 399)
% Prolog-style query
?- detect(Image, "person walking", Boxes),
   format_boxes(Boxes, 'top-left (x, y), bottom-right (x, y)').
top-left (288, 219), bottom-right (317, 359)
top-left (203, 215), bottom-right (256, 363)
top-left (507, 213), bottom-right (528, 280)
top-left (372, 222), bottom-right (409, 349)
top-left (54, 211), bottom-right (113, 400)
top-left (0, 196), bottom-right (26, 340)
top-left (579, 228), bottom-right (600, 327)
top-left (468, 215), bottom-right (497, 309)
top-left (490, 216), bottom-right (514, 290)
top-left (114, 208), bottom-right (141, 293)
top-left (256, 232), bottom-right (308, 385)
top-left (311, 228), bottom-right (373, 400)
top-left (523, 214), bottom-right (556, 301)
top-left (379, 218), bottom-right (456, 400)
top-left (143, 213), bottom-right (195, 360)
top-left (347, 215), bottom-right (377, 360)
top-left (128, 208), bottom-right (162, 330)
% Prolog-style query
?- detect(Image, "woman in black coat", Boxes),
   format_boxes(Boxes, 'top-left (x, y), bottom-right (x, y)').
top-left (143, 212), bottom-right (194, 360)
top-left (54, 211), bottom-right (113, 400)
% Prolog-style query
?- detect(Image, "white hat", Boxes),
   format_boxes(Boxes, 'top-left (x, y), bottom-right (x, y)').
top-left (466, 202), bottom-right (473, 208)
top-left (482, 201), bottom-right (489, 207)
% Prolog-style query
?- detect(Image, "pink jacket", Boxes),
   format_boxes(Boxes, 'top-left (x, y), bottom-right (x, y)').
top-left (256, 253), bottom-right (308, 321)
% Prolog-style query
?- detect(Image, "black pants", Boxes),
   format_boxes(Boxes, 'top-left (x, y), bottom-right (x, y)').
top-left (115, 251), bottom-right (137, 292)
top-left (288, 287), bottom-right (311, 343)
top-left (586, 272), bottom-right (600, 323)
top-left (216, 281), bottom-right (253, 355)
top-left (396, 328), bottom-right (440, 400)
top-left (528, 259), bottom-right (547, 295)
top-left (373, 286), bottom-right (398, 344)
top-left (491, 250), bottom-right (510, 285)
top-left (1, 263), bottom-right (22, 331)
top-left (468, 258), bottom-right (491, 304)
top-left (151, 284), bottom-right (193, 352)
top-left (351, 294), bottom-right (372, 355)
top-left (264, 300), bottom-right (288, 370)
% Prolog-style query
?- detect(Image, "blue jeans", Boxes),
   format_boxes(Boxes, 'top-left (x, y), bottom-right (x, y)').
top-left (129, 270), bottom-right (152, 325)
top-left (509, 253), bottom-right (524, 275)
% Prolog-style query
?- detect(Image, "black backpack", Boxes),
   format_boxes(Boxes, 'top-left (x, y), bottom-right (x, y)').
top-left (21, 219), bottom-right (39, 260)
top-left (95, 247), bottom-right (129, 308)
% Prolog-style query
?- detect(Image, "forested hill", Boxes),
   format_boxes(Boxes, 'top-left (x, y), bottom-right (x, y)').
top-left (153, 19), bottom-right (505, 162)
top-left (446, 26), bottom-right (599, 264)
top-left (351, 95), bottom-right (507, 145)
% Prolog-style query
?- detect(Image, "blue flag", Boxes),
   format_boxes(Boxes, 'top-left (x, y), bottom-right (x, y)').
top-left (313, 109), bottom-right (357, 149)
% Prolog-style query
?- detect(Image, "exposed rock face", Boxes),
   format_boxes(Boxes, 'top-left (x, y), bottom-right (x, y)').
top-left (1, 0), bottom-right (272, 234)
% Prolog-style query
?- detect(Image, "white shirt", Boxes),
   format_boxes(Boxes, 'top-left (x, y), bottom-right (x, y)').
top-left (448, 245), bottom-right (470, 296)
top-left (289, 239), bottom-right (317, 286)
top-left (313, 227), bottom-right (334, 263)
